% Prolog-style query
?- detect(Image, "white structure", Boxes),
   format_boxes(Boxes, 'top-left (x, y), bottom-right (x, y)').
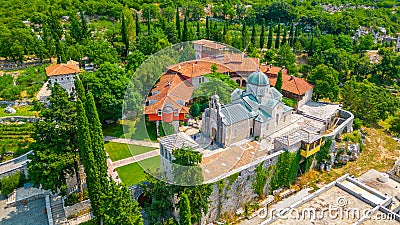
top-left (202, 71), bottom-right (293, 146)
top-left (396, 34), bottom-right (400, 52)
top-left (45, 62), bottom-right (80, 94)
top-left (193, 39), bottom-right (227, 59)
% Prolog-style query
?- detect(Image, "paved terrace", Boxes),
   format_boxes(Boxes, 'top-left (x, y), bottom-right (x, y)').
top-left (260, 174), bottom-right (399, 225)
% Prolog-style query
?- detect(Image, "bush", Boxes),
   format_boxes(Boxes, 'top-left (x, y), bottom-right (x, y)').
top-left (189, 103), bottom-right (201, 118)
top-left (0, 172), bottom-right (21, 196)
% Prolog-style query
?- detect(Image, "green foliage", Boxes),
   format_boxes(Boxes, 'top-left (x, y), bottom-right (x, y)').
top-left (194, 78), bottom-right (233, 104)
top-left (342, 79), bottom-right (400, 125)
top-left (307, 64), bottom-right (339, 101)
top-left (282, 97), bottom-right (298, 108)
top-left (275, 23), bottom-right (281, 49)
top-left (316, 138), bottom-right (332, 163)
top-left (65, 189), bottom-right (89, 206)
top-left (300, 156), bottom-right (313, 173)
top-left (0, 172), bottom-right (21, 196)
top-left (252, 162), bottom-right (271, 198)
top-left (389, 114), bottom-right (400, 137)
top-left (28, 84), bottom-right (78, 195)
top-left (190, 103), bottom-right (201, 118)
top-left (179, 193), bottom-right (192, 225)
top-left (275, 44), bottom-right (296, 74)
top-left (275, 70), bottom-right (283, 93)
top-left (270, 151), bottom-right (300, 191)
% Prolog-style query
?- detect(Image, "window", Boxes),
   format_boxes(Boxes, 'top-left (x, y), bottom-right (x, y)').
top-left (174, 109), bottom-right (178, 116)
top-left (61, 78), bottom-right (64, 80)
top-left (283, 115), bottom-right (287, 123)
top-left (157, 109), bottom-right (162, 116)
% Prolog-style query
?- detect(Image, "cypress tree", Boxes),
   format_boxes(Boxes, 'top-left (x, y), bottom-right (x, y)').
top-left (223, 21), bottom-right (227, 36)
top-left (260, 20), bottom-right (265, 49)
top-left (135, 13), bottom-right (140, 37)
top-left (275, 22), bottom-right (281, 49)
top-left (267, 22), bottom-right (273, 49)
top-left (276, 69), bottom-right (283, 93)
top-left (205, 16), bottom-right (210, 39)
top-left (289, 22), bottom-right (294, 47)
top-left (293, 25), bottom-right (299, 46)
top-left (176, 8), bottom-right (181, 40)
top-left (251, 23), bottom-right (256, 45)
top-left (147, 12), bottom-right (151, 33)
top-left (182, 15), bottom-right (188, 41)
top-left (79, 10), bottom-right (88, 40)
top-left (74, 77), bottom-right (86, 103)
top-left (308, 35), bottom-right (314, 56)
top-left (281, 27), bottom-right (287, 46)
top-left (121, 13), bottom-right (129, 57)
top-left (76, 98), bottom-right (102, 219)
top-left (85, 92), bottom-right (108, 188)
top-left (196, 21), bottom-right (200, 38)
top-left (242, 20), bottom-right (247, 49)
top-left (179, 193), bottom-right (192, 225)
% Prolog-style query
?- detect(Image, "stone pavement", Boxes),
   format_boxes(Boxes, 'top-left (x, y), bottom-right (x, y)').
top-left (112, 150), bottom-right (160, 168)
top-left (104, 136), bottom-right (159, 148)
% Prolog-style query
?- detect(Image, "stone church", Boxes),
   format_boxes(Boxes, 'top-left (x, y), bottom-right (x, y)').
top-left (202, 71), bottom-right (293, 147)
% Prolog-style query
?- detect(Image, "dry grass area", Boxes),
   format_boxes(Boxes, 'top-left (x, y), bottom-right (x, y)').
top-left (298, 127), bottom-right (400, 189)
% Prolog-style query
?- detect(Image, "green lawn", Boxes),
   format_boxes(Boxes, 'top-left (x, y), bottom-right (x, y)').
top-left (103, 116), bottom-right (157, 141)
top-left (0, 105), bottom-right (38, 117)
top-left (116, 156), bottom-right (161, 186)
top-left (105, 142), bottom-right (157, 161)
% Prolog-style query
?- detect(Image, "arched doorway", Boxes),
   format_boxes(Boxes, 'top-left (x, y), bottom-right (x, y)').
top-left (236, 79), bottom-right (241, 86)
top-left (241, 79), bottom-right (247, 87)
top-left (211, 127), bottom-right (217, 141)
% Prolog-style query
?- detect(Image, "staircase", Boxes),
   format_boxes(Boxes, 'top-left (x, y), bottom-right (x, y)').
top-left (302, 113), bottom-right (326, 123)
top-left (50, 196), bottom-right (68, 225)
top-left (5, 190), bottom-right (16, 207)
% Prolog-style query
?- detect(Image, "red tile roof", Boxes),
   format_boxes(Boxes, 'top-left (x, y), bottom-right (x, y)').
top-left (144, 73), bottom-right (193, 115)
top-left (266, 70), bottom-right (313, 96)
top-left (45, 64), bottom-right (80, 76)
top-left (167, 60), bottom-right (232, 78)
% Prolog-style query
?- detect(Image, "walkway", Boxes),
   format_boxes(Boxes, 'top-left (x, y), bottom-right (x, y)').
top-left (112, 150), bottom-right (160, 168)
top-left (104, 136), bottom-right (159, 148)
top-left (0, 150), bottom-right (33, 178)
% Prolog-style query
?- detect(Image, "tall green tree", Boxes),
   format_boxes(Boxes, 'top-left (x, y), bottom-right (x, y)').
top-left (251, 23), bottom-right (256, 45)
top-left (267, 22), bottom-right (273, 49)
top-left (260, 20), bottom-right (265, 49)
top-left (176, 8), bottom-right (181, 40)
top-left (281, 27), bottom-right (287, 45)
top-left (121, 13), bottom-right (129, 57)
top-left (76, 98), bottom-right (102, 217)
top-left (179, 193), bottom-right (192, 225)
top-left (242, 20), bottom-right (247, 49)
top-left (275, 22), bottom-right (281, 49)
top-left (205, 16), bottom-right (210, 39)
top-left (135, 12), bottom-right (140, 37)
top-left (275, 69), bottom-right (283, 92)
top-left (288, 22), bottom-right (294, 47)
top-left (182, 15), bottom-right (188, 41)
top-left (28, 84), bottom-right (79, 195)
top-left (307, 64), bottom-right (339, 101)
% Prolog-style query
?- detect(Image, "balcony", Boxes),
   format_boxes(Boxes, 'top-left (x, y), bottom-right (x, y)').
top-left (300, 139), bottom-right (323, 158)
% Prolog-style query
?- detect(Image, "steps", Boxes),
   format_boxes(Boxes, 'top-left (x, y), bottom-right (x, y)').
top-left (50, 196), bottom-right (68, 225)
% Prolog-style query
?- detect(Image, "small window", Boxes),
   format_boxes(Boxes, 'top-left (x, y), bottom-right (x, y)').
top-left (283, 115), bottom-right (287, 123)
top-left (157, 109), bottom-right (162, 116)
top-left (174, 109), bottom-right (178, 116)
top-left (61, 78), bottom-right (64, 80)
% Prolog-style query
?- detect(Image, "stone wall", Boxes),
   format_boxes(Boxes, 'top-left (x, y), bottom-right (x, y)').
top-left (0, 116), bottom-right (39, 123)
top-left (202, 153), bottom-right (280, 224)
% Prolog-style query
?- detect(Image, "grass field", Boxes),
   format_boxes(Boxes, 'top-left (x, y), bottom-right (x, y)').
top-left (116, 156), bottom-right (161, 186)
top-left (0, 123), bottom-right (34, 162)
top-left (105, 142), bottom-right (157, 161)
top-left (0, 105), bottom-right (38, 117)
top-left (103, 116), bottom-right (157, 141)
top-left (298, 126), bottom-right (400, 190)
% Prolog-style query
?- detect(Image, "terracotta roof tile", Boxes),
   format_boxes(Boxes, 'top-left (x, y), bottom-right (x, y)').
top-left (45, 64), bottom-right (80, 76)
top-left (261, 65), bottom-right (313, 96)
top-left (167, 60), bottom-right (231, 78)
top-left (144, 73), bottom-right (193, 115)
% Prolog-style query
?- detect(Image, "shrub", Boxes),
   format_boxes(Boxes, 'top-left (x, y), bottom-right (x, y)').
top-left (0, 172), bottom-right (21, 196)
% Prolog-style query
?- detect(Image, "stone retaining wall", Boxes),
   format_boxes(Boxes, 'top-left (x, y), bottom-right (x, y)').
top-left (0, 116), bottom-right (39, 123)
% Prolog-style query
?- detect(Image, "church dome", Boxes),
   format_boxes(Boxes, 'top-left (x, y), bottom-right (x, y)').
top-left (247, 71), bottom-right (270, 86)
